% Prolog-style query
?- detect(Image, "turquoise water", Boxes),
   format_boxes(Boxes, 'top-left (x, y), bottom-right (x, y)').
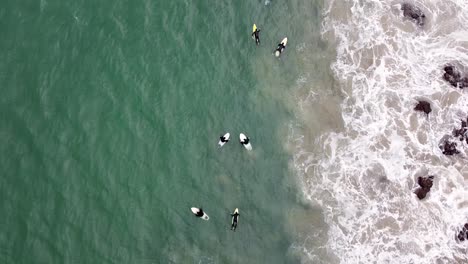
top-left (0, 0), bottom-right (329, 263)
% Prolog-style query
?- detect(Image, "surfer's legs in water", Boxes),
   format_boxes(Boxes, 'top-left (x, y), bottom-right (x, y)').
top-left (275, 43), bottom-right (285, 56)
top-left (277, 44), bottom-right (284, 52)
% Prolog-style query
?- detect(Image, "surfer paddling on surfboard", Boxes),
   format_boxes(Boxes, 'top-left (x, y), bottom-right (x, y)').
top-left (218, 132), bottom-right (230, 147)
top-left (241, 137), bottom-right (249, 145)
top-left (195, 208), bottom-right (204, 217)
top-left (275, 37), bottom-right (288, 57)
top-left (231, 208), bottom-right (240, 231)
top-left (252, 24), bottom-right (261, 45)
top-left (191, 207), bottom-right (209, 220)
top-left (239, 133), bottom-right (252, 150)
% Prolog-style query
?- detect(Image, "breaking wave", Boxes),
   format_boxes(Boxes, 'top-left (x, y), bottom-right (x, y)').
top-left (292, 0), bottom-right (468, 263)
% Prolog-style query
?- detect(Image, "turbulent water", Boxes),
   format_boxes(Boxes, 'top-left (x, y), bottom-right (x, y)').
top-left (292, 0), bottom-right (468, 263)
top-left (0, 0), bottom-right (329, 263)
top-left (3, 0), bottom-right (468, 263)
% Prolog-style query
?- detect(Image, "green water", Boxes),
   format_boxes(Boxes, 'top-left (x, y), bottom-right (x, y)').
top-left (0, 0), bottom-right (328, 263)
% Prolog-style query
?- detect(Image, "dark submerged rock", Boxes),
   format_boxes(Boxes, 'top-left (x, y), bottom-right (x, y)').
top-left (444, 65), bottom-right (455, 75)
top-left (452, 117), bottom-right (468, 142)
top-left (461, 77), bottom-right (468, 88)
top-left (443, 65), bottom-right (468, 89)
top-left (459, 232), bottom-right (465, 241)
top-left (415, 188), bottom-right (428, 199)
top-left (418, 176), bottom-right (434, 189)
top-left (452, 127), bottom-right (467, 141)
top-left (456, 223), bottom-right (468, 242)
top-left (443, 66), bottom-right (461, 86)
top-left (453, 127), bottom-right (467, 141)
top-left (440, 140), bottom-right (460, 155)
top-left (414, 175), bottom-right (434, 200)
top-left (414, 100), bottom-right (431, 115)
top-left (401, 3), bottom-right (426, 26)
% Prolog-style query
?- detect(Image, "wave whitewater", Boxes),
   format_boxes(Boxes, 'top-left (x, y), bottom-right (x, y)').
top-left (292, 0), bottom-right (468, 263)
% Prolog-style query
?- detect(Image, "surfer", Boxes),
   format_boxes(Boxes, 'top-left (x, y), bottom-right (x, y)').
top-left (220, 135), bottom-right (229, 143)
top-left (231, 211), bottom-right (240, 231)
top-left (239, 133), bottom-right (252, 150)
top-left (219, 133), bottom-right (231, 147)
top-left (195, 208), bottom-right (204, 217)
top-left (191, 207), bottom-right (210, 220)
top-left (241, 136), bottom-right (250, 145)
top-left (252, 28), bottom-right (261, 45)
top-left (275, 42), bottom-right (286, 57)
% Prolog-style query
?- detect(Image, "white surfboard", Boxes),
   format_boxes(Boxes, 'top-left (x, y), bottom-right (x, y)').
top-left (239, 133), bottom-right (252, 150)
top-left (275, 37), bottom-right (288, 57)
top-left (231, 208), bottom-right (239, 231)
top-left (191, 207), bottom-right (209, 220)
top-left (218, 133), bottom-right (230, 147)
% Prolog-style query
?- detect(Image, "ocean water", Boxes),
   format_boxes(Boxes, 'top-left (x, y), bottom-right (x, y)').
top-left (4, 0), bottom-right (466, 263)
top-left (0, 0), bottom-right (333, 263)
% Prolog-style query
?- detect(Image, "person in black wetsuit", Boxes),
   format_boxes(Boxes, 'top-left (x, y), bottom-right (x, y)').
top-left (275, 41), bottom-right (286, 57)
top-left (220, 135), bottom-right (229, 143)
top-left (241, 137), bottom-right (250, 145)
top-left (195, 208), bottom-right (204, 217)
top-left (231, 211), bottom-right (240, 231)
top-left (252, 28), bottom-right (261, 45)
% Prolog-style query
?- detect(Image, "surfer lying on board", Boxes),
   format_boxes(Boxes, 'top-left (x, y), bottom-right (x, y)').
top-left (252, 28), bottom-right (261, 45)
top-left (275, 42), bottom-right (286, 57)
top-left (220, 135), bottom-right (229, 143)
top-left (195, 208), bottom-right (204, 217)
top-left (241, 137), bottom-right (250, 145)
top-left (231, 211), bottom-right (240, 231)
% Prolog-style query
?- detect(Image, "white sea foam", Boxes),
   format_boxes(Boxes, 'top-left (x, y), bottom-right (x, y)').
top-left (292, 0), bottom-right (468, 263)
